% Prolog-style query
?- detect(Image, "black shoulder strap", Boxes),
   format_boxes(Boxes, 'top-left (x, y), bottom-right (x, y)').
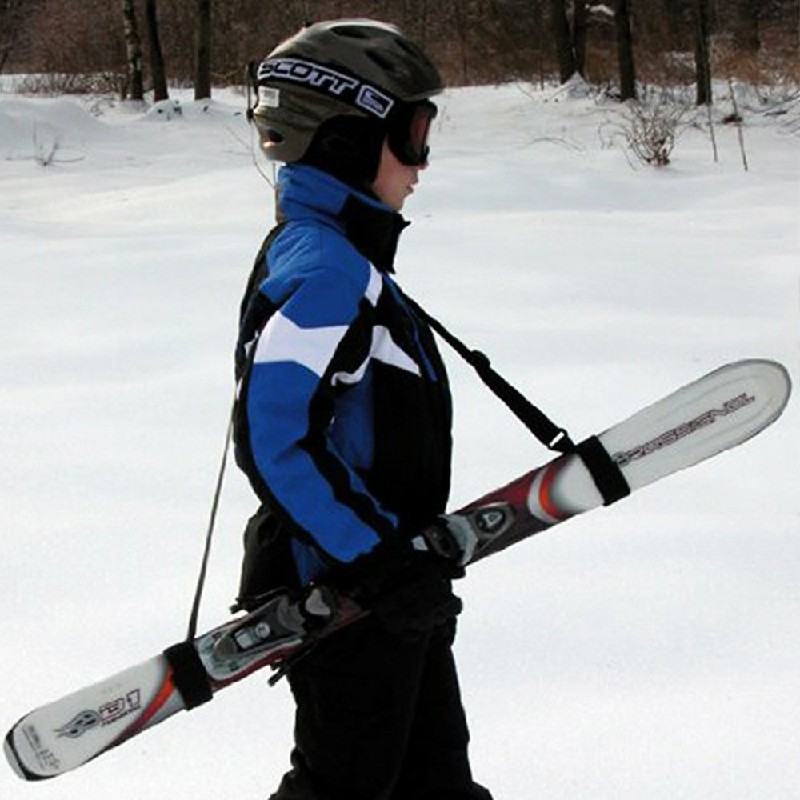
top-left (399, 290), bottom-right (630, 506)
top-left (400, 290), bottom-right (573, 454)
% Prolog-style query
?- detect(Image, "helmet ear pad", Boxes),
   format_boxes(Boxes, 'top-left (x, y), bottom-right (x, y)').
top-left (299, 115), bottom-right (387, 190)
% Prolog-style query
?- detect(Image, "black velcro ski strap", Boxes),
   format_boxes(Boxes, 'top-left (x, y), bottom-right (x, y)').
top-left (575, 435), bottom-right (631, 506)
top-left (163, 641), bottom-right (213, 710)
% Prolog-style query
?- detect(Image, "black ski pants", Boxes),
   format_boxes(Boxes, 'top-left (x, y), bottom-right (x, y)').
top-left (269, 618), bottom-right (492, 800)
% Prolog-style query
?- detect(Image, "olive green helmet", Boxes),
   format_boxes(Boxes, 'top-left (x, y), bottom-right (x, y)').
top-left (253, 19), bottom-right (443, 163)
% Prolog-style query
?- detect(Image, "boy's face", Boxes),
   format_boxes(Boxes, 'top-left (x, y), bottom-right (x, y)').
top-left (371, 140), bottom-right (427, 212)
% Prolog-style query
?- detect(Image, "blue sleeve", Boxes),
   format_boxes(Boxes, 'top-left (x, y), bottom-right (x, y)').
top-left (242, 260), bottom-right (397, 565)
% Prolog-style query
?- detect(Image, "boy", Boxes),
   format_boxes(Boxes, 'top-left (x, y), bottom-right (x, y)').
top-left (234, 19), bottom-right (491, 800)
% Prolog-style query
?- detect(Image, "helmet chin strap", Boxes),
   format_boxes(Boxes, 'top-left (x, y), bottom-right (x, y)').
top-left (244, 60), bottom-right (277, 203)
top-left (245, 61), bottom-right (258, 121)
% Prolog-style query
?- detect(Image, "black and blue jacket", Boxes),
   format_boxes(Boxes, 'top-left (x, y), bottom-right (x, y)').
top-left (234, 165), bottom-right (452, 585)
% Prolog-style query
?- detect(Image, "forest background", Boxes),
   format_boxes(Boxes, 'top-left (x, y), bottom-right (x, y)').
top-left (0, 0), bottom-right (798, 104)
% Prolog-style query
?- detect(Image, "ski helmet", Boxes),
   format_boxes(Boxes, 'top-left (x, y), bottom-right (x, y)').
top-left (252, 19), bottom-right (443, 168)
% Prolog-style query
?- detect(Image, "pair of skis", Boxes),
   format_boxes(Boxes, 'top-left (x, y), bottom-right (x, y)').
top-left (4, 358), bottom-right (792, 781)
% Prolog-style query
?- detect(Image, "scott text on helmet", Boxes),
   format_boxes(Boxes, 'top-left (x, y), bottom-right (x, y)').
top-left (258, 57), bottom-right (395, 119)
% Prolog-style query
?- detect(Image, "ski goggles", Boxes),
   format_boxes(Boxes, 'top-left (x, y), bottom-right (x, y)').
top-left (387, 100), bottom-right (438, 167)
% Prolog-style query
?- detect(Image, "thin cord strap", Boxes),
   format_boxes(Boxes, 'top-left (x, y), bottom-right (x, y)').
top-left (185, 399), bottom-right (236, 641)
top-left (400, 293), bottom-right (630, 503)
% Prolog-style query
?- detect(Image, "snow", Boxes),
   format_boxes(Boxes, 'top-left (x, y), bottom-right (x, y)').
top-left (1, 82), bottom-right (798, 798)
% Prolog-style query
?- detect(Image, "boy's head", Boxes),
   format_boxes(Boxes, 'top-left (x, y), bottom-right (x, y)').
top-left (252, 19), bottom-right (442, 189)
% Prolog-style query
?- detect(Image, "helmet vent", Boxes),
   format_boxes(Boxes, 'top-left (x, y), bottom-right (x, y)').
top-left (333, 25), bottom-right (371, 40)
top-left (395, 38), bottom-right (415, 55)
top-left (366, 48), bottom-right (400, 75)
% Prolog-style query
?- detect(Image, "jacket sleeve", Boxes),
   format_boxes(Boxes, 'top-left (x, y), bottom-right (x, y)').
top-left (237, 261), bottom-right (399, 565)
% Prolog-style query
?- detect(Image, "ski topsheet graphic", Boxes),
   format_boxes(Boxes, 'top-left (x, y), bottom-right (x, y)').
top-left (5, 359), bottom-right (791, 781)
top-left (463, 358), bottom-right (791, 562)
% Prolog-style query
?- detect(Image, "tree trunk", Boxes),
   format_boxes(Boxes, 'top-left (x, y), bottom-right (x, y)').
top-left (572, 0), bottom-right (588, 77)
top-left (534, 0), bottom-right (546, 88)
top-left (548, 0), bottom-right (575, 83)
top-left (122, 0), bottom-right (144, 101)
top-left (615, 0), bottom-right (636, 100)
top-left (145, 0), bottom-right (168, 102)
top-left (693, 0), bottom-right (712, 105)
top-left (194, 0), bottom-right (212, 100)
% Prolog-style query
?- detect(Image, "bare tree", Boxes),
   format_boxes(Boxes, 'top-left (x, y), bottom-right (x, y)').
top-left (549, 0), bottom-right (576, 82)
top-left (122, 0), bottom-right (144, 101)
top-left (572, 0), bottom-right (588, 77)
top-left (694, 0), bottom-right (713, 105)
top-left (145, 0), bottom-right (169, 102)
top-left (615, 0), bottom-right (636, 100)
top-left (194, 0), bottom-right (212, 100)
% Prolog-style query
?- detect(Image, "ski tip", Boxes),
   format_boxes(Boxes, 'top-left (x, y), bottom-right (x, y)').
top-left (4, 734), bottom-right (22, 780)
top-left (734, 358), bottom-right (791, 384)
top-left (695, 359), bottom-right (793, 450)
top-left (732, 358), bottom-right (792, 419)
top-left (4, 728), bottom-right (40, 782)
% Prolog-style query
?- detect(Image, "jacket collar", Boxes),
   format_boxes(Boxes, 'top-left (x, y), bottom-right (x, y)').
top-left (276, 164), bottom-right (409, 273)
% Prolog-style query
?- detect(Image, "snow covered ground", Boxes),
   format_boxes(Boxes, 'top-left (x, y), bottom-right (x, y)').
top-left (1, 82), bottom-right (798, 798)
